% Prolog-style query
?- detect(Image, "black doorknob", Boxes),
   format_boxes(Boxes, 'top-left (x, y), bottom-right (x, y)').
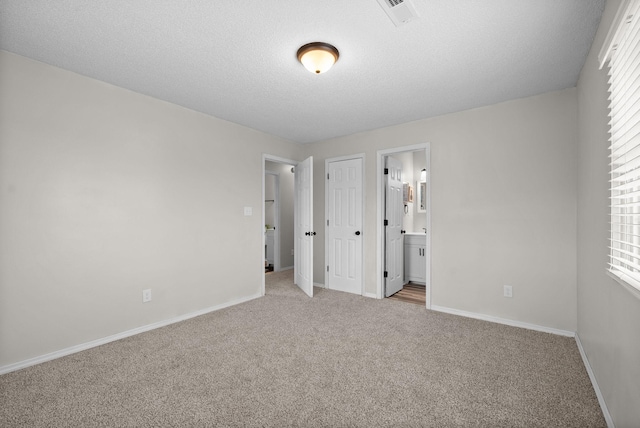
top-left (355, 231), bottom-right (361, 236)
top-left (305, 232), bottom-right (310, 236)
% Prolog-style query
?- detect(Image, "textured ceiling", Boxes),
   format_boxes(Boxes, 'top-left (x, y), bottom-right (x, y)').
top-left (0, 0), bottom-right (605, 143)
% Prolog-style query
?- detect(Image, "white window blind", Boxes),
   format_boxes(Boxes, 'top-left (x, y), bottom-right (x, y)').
top-left (601, 0), bottom-right (640, 291)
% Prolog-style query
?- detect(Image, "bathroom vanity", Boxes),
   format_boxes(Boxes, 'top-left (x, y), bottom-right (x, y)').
top-left (404, 233), bottom-right (426, 285)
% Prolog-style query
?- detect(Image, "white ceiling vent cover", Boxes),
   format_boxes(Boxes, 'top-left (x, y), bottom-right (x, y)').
top-left (376, 0), bottom-right (419, 27)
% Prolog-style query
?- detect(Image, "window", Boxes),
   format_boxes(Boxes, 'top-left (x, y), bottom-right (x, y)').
top-left (600, 0), bottom-right (640, 291)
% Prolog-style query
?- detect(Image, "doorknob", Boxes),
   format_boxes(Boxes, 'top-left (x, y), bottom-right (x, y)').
top-left (305, 231), bottom-right (310, 236)
top-left (355, 231), bottom-right (361, 236)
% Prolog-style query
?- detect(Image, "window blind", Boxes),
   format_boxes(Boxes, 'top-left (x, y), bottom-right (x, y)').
top-left (603, 0), bottom-right (640, 291)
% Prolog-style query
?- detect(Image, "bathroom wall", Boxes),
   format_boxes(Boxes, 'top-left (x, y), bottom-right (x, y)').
top-left (392, 152), bottom-right (416, 233)
top-left (413, 150), bottom-right (427, 233)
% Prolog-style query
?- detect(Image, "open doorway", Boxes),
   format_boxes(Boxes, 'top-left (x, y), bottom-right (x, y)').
top-left (377, 144), bottom-right (431, 308)
top-left (262, 154), bottom-right (314, 298)
top-left (264, 160), bottom-right (295, 274)
top-left (264, 163), bottom-right (295, 274)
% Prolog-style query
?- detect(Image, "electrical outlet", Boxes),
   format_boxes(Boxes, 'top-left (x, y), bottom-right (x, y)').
top-left (142, 289), bottom-right (152, 303)
top-left (503, 285), bottom-right (513, 298)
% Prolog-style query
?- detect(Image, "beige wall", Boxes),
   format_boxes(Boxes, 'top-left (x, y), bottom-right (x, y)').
top-left (307, 88), bottom-right (578, 331)
top-left (0, 51), bottom-right (301, 367)
top-left (0, 46), bottom-right (585, 375)
top-left (577, 0), bottom-right (640, 425)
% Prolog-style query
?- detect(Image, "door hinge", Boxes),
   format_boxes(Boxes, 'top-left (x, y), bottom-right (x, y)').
top-left (327, 219), bottom-right (329, 226)
top-left (384, 219), bottom-right (389, 226)
top-left (327, 265), bottom-right (329, 272)
top-left (327, 173), bottom-right (329, 180)
top-left (384, 271), bottom-right (388, 278)
top-left (384, 168), bottom-right (389, 175)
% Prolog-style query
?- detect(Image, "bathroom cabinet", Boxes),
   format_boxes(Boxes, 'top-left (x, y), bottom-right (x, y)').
top-left (404, 234), bottom-right (426, 285)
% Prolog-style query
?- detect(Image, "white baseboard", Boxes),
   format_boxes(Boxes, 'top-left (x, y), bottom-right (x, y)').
top-left (430, 305), bottom-right (575, 337)
top-left (363, 291), bottom-right (378, 299)
top-left (0, 293), bottom-right (262, 375)
top-left (575, 334), bottom-right (615, 428)
top-left (313, 282), bottom-right (325, 288)
top-left (279, 265), bottom-right (294, 271)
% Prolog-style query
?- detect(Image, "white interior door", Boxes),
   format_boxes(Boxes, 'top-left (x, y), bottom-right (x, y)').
top-left (385, 156), bottom-right (404, 297)
top-left (327, 157), bottom-right (363, 295)
top-left (294, 156), bottom-right (313, 297)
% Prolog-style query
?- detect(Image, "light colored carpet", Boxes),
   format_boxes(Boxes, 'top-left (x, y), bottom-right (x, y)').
top-left (0, 270), bottom-right (605, 427)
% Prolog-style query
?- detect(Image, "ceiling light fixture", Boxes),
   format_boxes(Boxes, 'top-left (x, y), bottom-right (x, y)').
top-left (297, 42), bottom-right (339, 74)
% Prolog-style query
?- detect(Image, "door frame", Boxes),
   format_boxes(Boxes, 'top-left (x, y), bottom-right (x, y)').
top-left (376, 143), bottom-right (431, 308)
top-left (262, 154), bottom-right (299, 297)
top-left (324, 153), bottom-right (366, 295)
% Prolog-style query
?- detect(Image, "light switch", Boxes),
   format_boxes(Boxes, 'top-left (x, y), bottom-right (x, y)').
top-left (244, 206), bottom-right (252, 216)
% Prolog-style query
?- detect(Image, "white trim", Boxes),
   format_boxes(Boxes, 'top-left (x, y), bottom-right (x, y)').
top-left (575, 334), bottom-right (615, 428)
top-left (0, 293), bottom-right (262, 375)
top-left (263, 154), bottom-right (300, 166)
top-left (280, 265), bottom-right (294, 271)
top-left (606, 269), bottom-right (640, 301)
top-left (376, 143), bottom-right (431, 309)
top-left (598, 0), bottom-right (633, 69)
top-left (363, 292), bottom-right (377, 299)
top-left (324, 153), bottom-right (366, 296)
top-left (430, 305), bottom-right (575, 337)
top-left (313, 282), bottom-right (326, 288)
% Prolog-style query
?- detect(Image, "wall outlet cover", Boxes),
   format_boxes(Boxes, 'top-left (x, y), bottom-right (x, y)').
top-left (503, 285), bottom-right (513, 298)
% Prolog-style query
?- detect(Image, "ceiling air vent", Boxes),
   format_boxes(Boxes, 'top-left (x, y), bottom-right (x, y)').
top-left (376, 0), bottom-right (419, 27)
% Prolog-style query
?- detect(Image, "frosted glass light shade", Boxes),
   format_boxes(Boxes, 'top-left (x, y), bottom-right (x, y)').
top-left (297, 42), bottom-right (339, 74)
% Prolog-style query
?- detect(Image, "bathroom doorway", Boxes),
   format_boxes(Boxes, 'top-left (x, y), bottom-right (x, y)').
top-left (262, 154), bottom-right (314, 298)
top-left (264, 160), bottom-right (295, 274)
top-left (377, 144), bottom-right (431, 308)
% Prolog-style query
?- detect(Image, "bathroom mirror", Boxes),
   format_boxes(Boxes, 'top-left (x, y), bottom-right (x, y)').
top-left (416, 180), bottom-right (427, 213)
